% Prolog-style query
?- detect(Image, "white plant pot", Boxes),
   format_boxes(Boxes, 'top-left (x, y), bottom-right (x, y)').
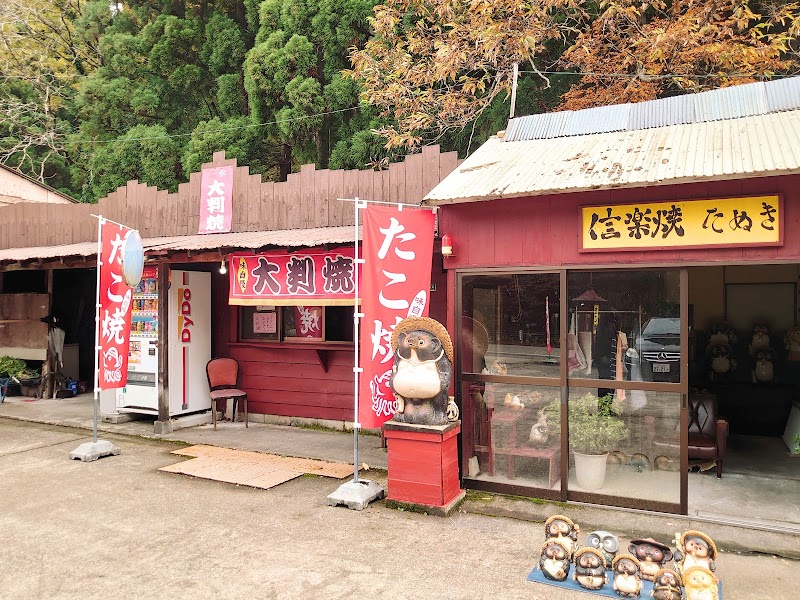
top-left (574, 451), bottom-right (609, 491)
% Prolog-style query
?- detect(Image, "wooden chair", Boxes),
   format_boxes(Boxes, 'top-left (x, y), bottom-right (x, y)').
top-left (206, 358), bottom-right (248, 430)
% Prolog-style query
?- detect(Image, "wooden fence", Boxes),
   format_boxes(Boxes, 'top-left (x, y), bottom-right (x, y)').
top-left (0, 146), bottom-right (459, 250)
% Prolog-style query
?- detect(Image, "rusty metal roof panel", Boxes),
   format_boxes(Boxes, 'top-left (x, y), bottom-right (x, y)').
top-left (424, 109), bottom-right (800, 204)
top-left (0, 241), bottom-right (98, 262)
top-left (0, 226), bottom-right (358, 264)
top-left (142, 226), bottom-right (357, 252)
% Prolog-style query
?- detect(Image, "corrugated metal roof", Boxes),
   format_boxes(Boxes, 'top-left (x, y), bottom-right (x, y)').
top-left (504, 77), bottom-right (800, 142)
top-left (0, 241), bottom-right (97, 263)
top-left (0, 226), bottom-right (358, 264)
top-left (424, 109), bottom-right (800, 205)
top-left (143, 226), bottom-right (357, 252)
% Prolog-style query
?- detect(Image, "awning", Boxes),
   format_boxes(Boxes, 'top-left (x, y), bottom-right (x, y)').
top-left (0, 226), bottom-right (359, 266)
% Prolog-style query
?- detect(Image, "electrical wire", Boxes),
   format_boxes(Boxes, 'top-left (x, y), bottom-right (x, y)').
top-left (60, 105), bottom-right (362, 146)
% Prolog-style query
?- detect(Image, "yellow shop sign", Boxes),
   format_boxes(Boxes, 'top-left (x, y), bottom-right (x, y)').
top-left (581, 195), bottom-right (781, 251)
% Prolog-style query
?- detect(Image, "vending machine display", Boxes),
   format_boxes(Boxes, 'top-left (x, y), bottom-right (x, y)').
top-left (109, 267), bottom-right (211, 417)
top-left (116, 266), bottom-right (159, 411)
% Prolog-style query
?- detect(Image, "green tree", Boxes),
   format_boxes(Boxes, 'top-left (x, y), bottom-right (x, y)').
top-left (244, 0), bottom-right (380, 179)
top-left (0, 0), bottom-right (102, 190)
top-left (86, 124), bottom-right (182, 199)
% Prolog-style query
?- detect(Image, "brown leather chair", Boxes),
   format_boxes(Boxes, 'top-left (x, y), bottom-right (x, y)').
top-left (206, 358), bottom-right (248, 430)
top-left (688, 392), bottom-right (728, 478)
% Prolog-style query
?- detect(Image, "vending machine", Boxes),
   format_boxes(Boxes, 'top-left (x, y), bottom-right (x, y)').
top-left (167, 270), bottom-right (211, 415)
top-left (112, 268), bottom-right (211, 417)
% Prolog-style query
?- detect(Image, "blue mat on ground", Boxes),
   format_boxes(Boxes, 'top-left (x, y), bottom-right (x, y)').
top-left (527, 565), bottom-right (723, 599)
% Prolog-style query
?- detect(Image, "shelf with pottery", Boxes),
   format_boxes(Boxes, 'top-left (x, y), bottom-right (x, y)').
top-left (485, 406), bottom-right (561, 487)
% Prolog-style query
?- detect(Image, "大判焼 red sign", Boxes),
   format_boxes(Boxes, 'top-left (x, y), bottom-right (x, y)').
top-left (198, 165), bottom-right (233, 234)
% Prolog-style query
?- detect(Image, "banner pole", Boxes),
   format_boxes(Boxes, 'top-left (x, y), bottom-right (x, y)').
top-left (92, 215), bottom-right (103, 444)
top-left (68, 214), bottom-right (121, 461)
top-left (352, 197), bottom-right (361, 483)
top-left (326, 197), bottom-right (384, 510)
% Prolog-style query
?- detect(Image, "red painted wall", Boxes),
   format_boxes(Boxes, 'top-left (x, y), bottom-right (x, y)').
top-left (227, 344), bottom-right (355, 421)
top-left (438, 175), bottom-right (800, 268)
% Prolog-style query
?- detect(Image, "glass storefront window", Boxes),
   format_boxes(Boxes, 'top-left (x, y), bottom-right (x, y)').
top-left (462, 381), bottom-right (562, 490)
top-left (567, 270), bottom-right (682, 384)
top-left (566, 387), bottom-right (680, 506)
top-left (461, 273), bottom-right (561, 378)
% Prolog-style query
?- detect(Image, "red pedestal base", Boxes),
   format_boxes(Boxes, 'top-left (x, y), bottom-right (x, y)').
top-left (382, 421), bottom-right (464, 516)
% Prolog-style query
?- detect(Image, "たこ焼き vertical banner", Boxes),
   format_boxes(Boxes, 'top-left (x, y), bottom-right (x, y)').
top-left (198, 165), bottom-right (233, 234)
top-left (98, 220), bottom-right (135, 389)
top-left (358, 205), bottom-right (436, 429)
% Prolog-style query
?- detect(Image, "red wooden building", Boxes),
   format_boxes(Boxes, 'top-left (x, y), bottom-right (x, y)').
top-left (0, 148), bottom-right (457, 431)
top-left (424, 78), bottom-right (800, 525)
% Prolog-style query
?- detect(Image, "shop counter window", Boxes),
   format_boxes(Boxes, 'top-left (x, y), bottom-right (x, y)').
top-left (239, 306), bottom-right (354, 344)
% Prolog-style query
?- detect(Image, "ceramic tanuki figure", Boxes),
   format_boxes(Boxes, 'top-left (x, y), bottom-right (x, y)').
top-left (683, 566), bottom-right (719, 600)
top-left (389, 317), bottom-right (453, 426)
top-left (573, 547), bottom-right (608, 590)
top-left (752, 349), bottom-right (776, 383)
top-left (612, 553), bottom-right (643, 598)
top-left (650, 568), bottom-right (682, 600)
top-left (749, 324), bottom-right (771, 356)
top-left (674, 531), bottom-right (717, 575)
top-left (628, 538), bottom-right (673, 582)
top-left (539, 539), bottom-right (572, 581)
top-left (544, 515), bottom-right (580, 558)
top-left (785, 326), bottom-right (800, 361)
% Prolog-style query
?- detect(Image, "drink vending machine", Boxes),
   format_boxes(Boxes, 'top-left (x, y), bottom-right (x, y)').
top-left (109, 268), bottom-right (211, 416)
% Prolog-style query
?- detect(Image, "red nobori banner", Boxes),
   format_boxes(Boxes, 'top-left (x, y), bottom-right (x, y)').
top-left (228, 247), bottom-right (357, 306)
top-left (358, 205), bottom-right (436, 429)
top-left (98, 220), bottom-right (135, 389)
top-left (198, 165), bottom-right (233, 234)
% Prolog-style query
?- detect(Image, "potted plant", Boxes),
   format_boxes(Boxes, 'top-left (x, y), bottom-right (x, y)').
top-left (0, 356), bottom-right (41, 398)
top-left (546, 392), bottom-right (629, 490)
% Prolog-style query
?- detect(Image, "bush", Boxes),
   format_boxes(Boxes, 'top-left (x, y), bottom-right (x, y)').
top-left (0, 356), bottom-right (40, 380)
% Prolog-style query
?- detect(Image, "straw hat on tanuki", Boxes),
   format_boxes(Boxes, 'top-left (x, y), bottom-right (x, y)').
top-left (679, 530), bottom-right (718, 560)
top-left (390, 316), bottom-right (453, 363)
top-left (573, 546), bottom-right (607, 568)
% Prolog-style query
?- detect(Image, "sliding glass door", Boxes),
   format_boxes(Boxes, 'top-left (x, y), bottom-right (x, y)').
top-left (457, 268), bottom-right (688, 513)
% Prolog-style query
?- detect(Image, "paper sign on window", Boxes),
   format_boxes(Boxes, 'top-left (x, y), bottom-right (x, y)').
top-left (253, 311), bottom-right (277, 334)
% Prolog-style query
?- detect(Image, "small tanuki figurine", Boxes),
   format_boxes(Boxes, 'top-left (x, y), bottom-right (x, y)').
top-left (612, 553), bottom-right (643, 598)
top-left (749, 324), bottom-right (771, 356)
top-left (585, 529), bottom-right (620, 568)
top-left (573, 547), bottom-right (608, 590)
top-left (628, 537), bottom-right (674, 582)
top-left (650, 568), bottom-right (683, 600)
top-left (389, 317), bottom-right (453, 426)
top-left (683, 566), bottom-right (719, 600)
top-left (539, 539), bottom-right (572, 581)
top-left (785, 326), bottom-right (800, 361)
top-left (752, 349), bottom-right (776, 383)
top-left (544, 514), bottom-right (580, 559)
top-left (673, 530), bottom-right (717, 575)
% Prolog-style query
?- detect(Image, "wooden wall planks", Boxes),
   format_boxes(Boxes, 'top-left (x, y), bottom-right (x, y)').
top-left (0, 147), bottom-right (457, 250)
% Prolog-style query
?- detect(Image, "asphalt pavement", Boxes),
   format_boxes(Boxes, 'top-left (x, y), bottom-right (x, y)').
top-left (0, 418), bottom-right (797, 600)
